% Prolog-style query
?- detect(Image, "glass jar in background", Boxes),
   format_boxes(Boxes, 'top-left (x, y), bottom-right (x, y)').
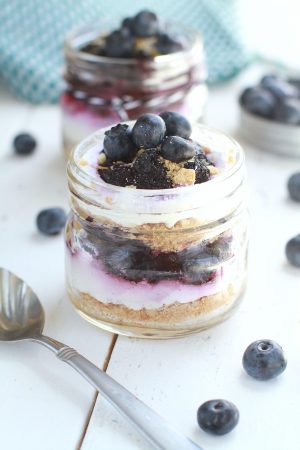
top-left (65, 123), bottom-right (248, 338)
top-left (61, 21), bottom-right (207, 158)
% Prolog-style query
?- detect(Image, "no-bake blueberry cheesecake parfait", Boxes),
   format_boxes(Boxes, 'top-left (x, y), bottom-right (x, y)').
top-left (65, 112), bottom-right (248, 338)
top-left (61, 10), bottom-right (207, 157)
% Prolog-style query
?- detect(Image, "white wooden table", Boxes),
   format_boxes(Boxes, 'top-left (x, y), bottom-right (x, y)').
top-left (1, 65), bottom-right (300, 450)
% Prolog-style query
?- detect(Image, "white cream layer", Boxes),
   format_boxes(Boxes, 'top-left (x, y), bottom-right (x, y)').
top-left (66, 249), bottom-right (235, 310)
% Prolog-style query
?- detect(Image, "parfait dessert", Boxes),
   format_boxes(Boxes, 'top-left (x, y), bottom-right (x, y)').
top-left (61, 10), bottom-right (207, 157)
top-left (65, 112), bottom-right (248, 338)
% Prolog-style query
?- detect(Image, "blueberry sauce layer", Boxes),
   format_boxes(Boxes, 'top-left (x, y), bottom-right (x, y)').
top-left (82, 10), bottom-right (184, 59)
top-left (67, 218), bottom-right (233, 285)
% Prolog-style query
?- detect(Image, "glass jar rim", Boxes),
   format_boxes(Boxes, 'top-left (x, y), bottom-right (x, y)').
top-left (67, 122), bottom-right (244, 199)
top-left (64, 19), bottom-right (203, 68)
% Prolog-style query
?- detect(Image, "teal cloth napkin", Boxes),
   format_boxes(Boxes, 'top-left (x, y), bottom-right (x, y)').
top-left (0, 0), bottom-right (250, 103)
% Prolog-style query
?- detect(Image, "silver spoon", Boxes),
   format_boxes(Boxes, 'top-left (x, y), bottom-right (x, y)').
top-left (0, 268), bottom-right (204, 450)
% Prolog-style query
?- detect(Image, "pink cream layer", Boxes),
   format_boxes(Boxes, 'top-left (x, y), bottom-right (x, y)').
top-left (66, 249), bottom-right (227, 310)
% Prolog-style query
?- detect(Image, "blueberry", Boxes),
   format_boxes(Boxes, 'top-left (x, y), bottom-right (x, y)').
top-left (240, 87), bottom-right (276, 118)
top-left (243, 339), bottom-right (287, 380)
top-left (161, 136), bottom-right (195, 163)
top-left (274, 98), bottom-right (300, 124)
top-left (288, 172), bottom-right (300, 201)
top-left (261, 76), bottom-right (298, 100)
top-left (132, 114), bottom-right (166, 149)
top-left (132, 10), bottom-right (160, 37)
top-left (104, 29), bottom-right (134, 58)
top-left (159, 111), bottom-right (192, 139)
top-left (155, 33), bottom-right (183, 54)
top-left (197, 399), bottom-right (239, 436)
top-left (103, 124), bottom-right (137, 162)
top-left (36, 208), bottom-right (67, 236)
top-left (13, 133), bottom-right (37, 155)
top-left (121, 17), bottom-right (134, 34)
top-left (260, 74), bottom-right (278, 85)
top-left (286, 235), bottom-right (300, 267)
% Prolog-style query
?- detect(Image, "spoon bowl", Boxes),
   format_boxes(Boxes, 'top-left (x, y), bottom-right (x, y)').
top-left (0, 268), bottom-right (44, 341)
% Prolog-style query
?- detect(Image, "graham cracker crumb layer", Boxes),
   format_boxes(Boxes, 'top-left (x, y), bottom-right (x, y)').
top-left (69, 282), bottom-right (244, 330)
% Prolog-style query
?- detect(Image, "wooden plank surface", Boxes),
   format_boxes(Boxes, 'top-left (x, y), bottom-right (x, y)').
top-left (0, 85), bottom-right (114, 450)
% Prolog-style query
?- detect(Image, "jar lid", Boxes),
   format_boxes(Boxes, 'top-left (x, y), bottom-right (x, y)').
top-left (239, 107), bottom-right (300, 158)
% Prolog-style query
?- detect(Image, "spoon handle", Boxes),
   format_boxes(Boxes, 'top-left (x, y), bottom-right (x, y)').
top-left (36, 336), bottom-right (203, 450)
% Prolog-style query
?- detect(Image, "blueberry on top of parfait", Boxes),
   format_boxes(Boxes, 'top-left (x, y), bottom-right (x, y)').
top-left (82, 10), bottom-right (183, 59)
top-left (97, 112), bottom-right (216, 189)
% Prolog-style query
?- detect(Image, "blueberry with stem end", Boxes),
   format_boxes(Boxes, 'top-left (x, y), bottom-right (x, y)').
top-left (13, 133), bottom-right (37, 155)
top-left (36, 208), bottom-right (67, 236)
top-left (197, 399), bottom-right (239, 435)
top-left (286, 235), bottom-right (300, 267)
top-left (159, 111), bottom-right (192, 139)
top-left (243, 339), bottom-right (287, 380)
top-left (132, 114), bottom-right (166, 149)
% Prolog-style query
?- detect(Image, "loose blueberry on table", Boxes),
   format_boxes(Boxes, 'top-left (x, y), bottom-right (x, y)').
top-left (287, 172), bottom-right (300, 202)
top-left (36, 208), bottom-right (67, 236)
top-left (242, 339), bottom-right (287, 380)
top-left (239, 73), bottom-right (300, 124)
top-left (13, 133), bottom-right (37, 155)
top-left (285, 235), bottom-right (300, 268)
top-left (197, 399), bottom-right (239, 436)
top-left (82, 10), bottom-right (183, 59)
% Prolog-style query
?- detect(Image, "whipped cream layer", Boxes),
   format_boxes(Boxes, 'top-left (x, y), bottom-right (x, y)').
top-left (66, 248), bottom-right (237, 310)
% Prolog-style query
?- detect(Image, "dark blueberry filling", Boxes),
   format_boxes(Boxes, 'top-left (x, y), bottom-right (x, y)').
top-left (77, 222), bottom-right (233, 285)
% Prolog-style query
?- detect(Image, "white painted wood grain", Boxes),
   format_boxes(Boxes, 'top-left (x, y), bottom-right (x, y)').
top-left (0, 85), bottom-right (114, 450)
top-left (81, 67), bottom-right (300, 450)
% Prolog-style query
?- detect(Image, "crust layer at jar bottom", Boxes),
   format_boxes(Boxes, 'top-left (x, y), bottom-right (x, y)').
top-left (67, 281), bottom-right (246, 339)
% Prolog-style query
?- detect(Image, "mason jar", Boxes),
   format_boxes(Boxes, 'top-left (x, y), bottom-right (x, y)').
top-left (65, 123), bottom-right (248, 338)
top-left (61, 20), bottom-right (207, 158)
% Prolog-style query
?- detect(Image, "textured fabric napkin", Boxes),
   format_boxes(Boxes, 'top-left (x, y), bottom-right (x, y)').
top-left (0, 0), bottom-right (250, 103)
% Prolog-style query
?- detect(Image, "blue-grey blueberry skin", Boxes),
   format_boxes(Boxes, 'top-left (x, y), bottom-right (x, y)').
top-left (132, 10), bottom-right (160, 37)
top-left (242, 339), bottom-right (287, 380)
top-left (274, 98), bottom-right (300, 124)
top-left (287, 172), bottom-right (300, 202)
top-left (286, 235), bottom-right (300, 268)
top-left (103, 124), bottom-right (137, 162)
top-left (36, 208), bottom-right (67, 236)
top-left (159, 111), bottom-right (192, 139)
top-left (13, 133), bottom-right (37, 155)
top-left (260, 76), bottom-right (299, 100)
top-left (132, 114), bottom-right (166, 149)
top-left (161, 136), bottom-right (195, 163)
top-left (239, 87), bottom-right (276, 118)
top-left (197, 399), bottom-right (239, 436)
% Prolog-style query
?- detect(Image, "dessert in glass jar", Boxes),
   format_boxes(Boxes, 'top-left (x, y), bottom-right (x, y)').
top-left (65, 112), bottom-right (248, 338)
top-left (61, 10), bottom-right (207, 157)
